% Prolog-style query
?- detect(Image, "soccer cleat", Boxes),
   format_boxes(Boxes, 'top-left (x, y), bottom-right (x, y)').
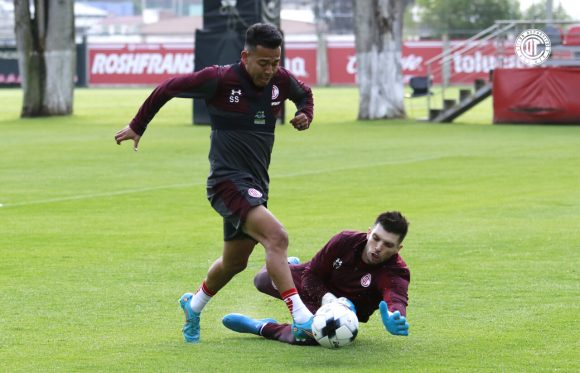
top-left (179, 292), bottom-right (201, 343)
top-left (222, 313), bottom-right (277, 335)
top-left (287, 257), bottom-right (301, 265)
top-left (291, 316), bottom-right (315, 341)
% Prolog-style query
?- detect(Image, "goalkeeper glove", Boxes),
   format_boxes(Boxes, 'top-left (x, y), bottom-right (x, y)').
top-left (379, 300), bottom-right (409, 336)
top-left (322, 292), bottom-right (356, 313)
top-left (321, 292), bottom-right (337, 305)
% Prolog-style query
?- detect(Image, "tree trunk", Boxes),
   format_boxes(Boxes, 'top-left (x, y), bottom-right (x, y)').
top-left (316, 25), bottom-right (329, 86)
top-left (13, 0), bottom-right (75, 117)
top-left (14, 0), bottom-right (43, 115)
top-left (354, 0), bottom-right (410, 120)
top-left (315, 0), bottom-right (329, 86)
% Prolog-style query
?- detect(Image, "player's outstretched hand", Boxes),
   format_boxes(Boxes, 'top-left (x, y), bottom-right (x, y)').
top-left (115, 125), bottom-right (141, 151)
top-left (337, 297), bottom-right (356, 313)
top-left (322, 293), bottom-right (356, 313)
top-left (379, 300), bottom-right (409, 336)
top-left (289, 113), bottom-right (310, 131)
top-left (321, 292), bottom-right (338, 305)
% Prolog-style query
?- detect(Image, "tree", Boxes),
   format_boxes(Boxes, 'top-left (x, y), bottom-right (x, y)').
top-left (14, 0), bottom-right (75, 117)
top-left (313, 0), bottom-right (330, 86)
top-left (354, 0), bottom-right (413, 120)
top-left (522, 1), bottom-right (571, 21)
top-left (415, 0), bottom-right (521, 38)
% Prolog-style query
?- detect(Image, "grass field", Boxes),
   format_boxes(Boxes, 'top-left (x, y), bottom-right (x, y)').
top-left (1, 87), bottom-right (579, 372)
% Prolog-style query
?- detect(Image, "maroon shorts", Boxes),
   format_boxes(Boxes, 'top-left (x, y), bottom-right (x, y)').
top-left (207, 179), bottom-right (268, 241)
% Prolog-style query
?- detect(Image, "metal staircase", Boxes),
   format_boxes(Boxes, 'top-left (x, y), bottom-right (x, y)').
top-left (428, 79), bottom-right (492, 122)
top-left (422, 19), bottom-right (580, 123)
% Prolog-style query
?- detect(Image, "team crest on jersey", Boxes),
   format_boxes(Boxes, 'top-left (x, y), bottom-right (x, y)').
top-left (333, 258), bottom-right (343, 269)
top-left (229, 89), bottom-right (242, 103)
top-left (247, 188), bottom-right (263, 198)
top-left (272, 85), bottom-right (279, 99)
top-left (361, 273), bottom-right (372, 287)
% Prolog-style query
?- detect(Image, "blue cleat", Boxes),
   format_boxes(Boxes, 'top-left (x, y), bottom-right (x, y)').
top-left (291, 316), bottom-right (315, 342)
top-left (222, 313), bottom-right (277, 336)
top-left (179, 292), bottom-right (201, 343)
top-left (287, 257), bottom-right (301, 265)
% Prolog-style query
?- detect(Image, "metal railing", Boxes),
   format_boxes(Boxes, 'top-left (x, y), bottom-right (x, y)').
top-left (424, 19), bottom-right (580, 116)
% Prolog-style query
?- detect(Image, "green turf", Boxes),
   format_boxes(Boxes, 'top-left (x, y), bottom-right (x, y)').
top-left (0, 87), bottom-right (579, 372)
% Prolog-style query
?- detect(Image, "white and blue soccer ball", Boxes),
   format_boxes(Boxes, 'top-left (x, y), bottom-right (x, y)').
top-left (311, 302), bottom-right (359, 349)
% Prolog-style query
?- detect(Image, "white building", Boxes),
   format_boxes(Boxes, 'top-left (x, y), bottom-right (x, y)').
top-left (0, 1), bottom-right (14, 44)
top-left (0, 1), bottom-right (108, 44)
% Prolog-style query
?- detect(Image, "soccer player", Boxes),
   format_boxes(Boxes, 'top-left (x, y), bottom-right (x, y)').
top-left (222, 211), bottom-right (411, 345)
top-left (114, 23), bottom-right (315, 343)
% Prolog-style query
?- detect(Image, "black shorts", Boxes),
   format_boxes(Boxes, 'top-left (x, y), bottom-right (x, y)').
top-left (207, 179), bottom-right (268, 241)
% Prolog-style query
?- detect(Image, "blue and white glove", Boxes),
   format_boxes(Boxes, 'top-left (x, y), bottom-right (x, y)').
top-left (337, 297), bottom-right (356, 313)
top-left (379, 300), bottom-right (409, 336)
top-left (322, 292), bottom-right (356, 313)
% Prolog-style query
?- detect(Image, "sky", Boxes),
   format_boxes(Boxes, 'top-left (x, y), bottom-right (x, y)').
top-left (519, 0), bottom-right (580, 19)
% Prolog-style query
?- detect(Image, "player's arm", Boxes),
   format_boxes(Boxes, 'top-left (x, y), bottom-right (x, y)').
top-left (285, 71), bottom-right (313, 131)
top-left (377, 271), bottom-right (410, 336)
top-left (115, 67), bottom-right (219, 150)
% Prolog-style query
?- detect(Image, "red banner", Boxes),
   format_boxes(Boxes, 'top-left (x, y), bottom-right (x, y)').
top-left (87, 40), bottom-right (527, 86)
top-left (284, 42), bottom-right (317, 85)
top-left (89, 44), bottom-right (194, 85)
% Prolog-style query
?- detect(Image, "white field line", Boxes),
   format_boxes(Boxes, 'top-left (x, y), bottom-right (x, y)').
top-left (1, 156), bottom-right (442, 208)
top-left (1, 183), bottom-right (198, 208)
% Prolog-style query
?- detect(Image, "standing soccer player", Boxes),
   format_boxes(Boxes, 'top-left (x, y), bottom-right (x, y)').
top-left (114, 23), bottom-right (314, 343)
top-left (222, 211), bottom-right (411, 345)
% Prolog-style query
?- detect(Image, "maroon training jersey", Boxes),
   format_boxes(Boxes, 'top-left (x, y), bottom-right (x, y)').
top-left (292, 231), bottom-right (410, 323)
top-left (128, 62), bottom-right (314, 195)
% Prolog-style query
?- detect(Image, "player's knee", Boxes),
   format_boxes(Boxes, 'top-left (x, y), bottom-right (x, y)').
top-left (264, 227), bottom-right (289, 253)
top-left (231, 260), bottom-right (248, 274)
top-left (223, 257), bottom-right (249, 274)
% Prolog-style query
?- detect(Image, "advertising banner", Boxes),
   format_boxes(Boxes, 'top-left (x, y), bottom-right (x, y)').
top-left (88, 43), bottom-right (194, 85)
top-left (284, 41), bottom-right (317, 85)
top-left (86, 40), bottom-right (526, 86)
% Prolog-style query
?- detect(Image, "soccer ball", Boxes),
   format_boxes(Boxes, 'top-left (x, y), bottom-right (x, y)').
top-left (311, 302), bottom-right (359, 349)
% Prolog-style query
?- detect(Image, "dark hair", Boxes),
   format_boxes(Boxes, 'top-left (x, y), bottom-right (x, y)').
top-left (245, 23), bottom-right (283, 50)
top-left (375, 211), bottom-right (409, 243)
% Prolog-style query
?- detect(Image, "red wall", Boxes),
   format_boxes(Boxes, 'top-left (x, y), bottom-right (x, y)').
top-left (493, 67), bottom-right (580, 124)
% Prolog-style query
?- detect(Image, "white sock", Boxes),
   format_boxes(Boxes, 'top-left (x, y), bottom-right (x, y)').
top-left (190, 282), bottom-right (214, 313)
top-left (282, 289), bottom-right (313, 324)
